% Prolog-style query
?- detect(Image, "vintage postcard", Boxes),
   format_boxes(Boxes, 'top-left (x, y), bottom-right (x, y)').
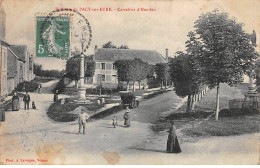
top-left (0, 0), bottom-right (259, 165)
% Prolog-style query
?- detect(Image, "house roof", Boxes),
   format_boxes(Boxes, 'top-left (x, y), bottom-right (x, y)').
top-left (9, 45), bottom-right (27, 62)
top-left (94, 48), bottom-right (167, 65)
top-left (0, 40), bottom-right (11, 46)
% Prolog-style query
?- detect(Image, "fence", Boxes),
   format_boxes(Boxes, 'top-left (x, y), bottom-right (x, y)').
top-left (229, 99), bottom-right (260, 110)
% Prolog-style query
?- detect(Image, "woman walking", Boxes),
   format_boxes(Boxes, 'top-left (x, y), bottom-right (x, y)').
top-left (53, 90), bottom-right (59, 102)
top-left (12, 92), bottom-right (20, 111)
top-left (123, 107), bottom-right (131, 127)
top-left (166, 121), bottom-right (181, 153)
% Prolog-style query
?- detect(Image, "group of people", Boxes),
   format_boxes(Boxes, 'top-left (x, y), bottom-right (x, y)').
top-left (78, 106), bottom-right (181, 154)
top-left (11, 91), bottom-right (36, 111)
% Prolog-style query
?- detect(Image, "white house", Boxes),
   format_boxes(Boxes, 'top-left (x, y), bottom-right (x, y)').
top-left (92, 46), bottom-right (167, 89)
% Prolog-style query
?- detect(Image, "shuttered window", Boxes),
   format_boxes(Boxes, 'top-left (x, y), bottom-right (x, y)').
top-left (106, 75), bottom-right (111, 82)
top-left (106, 63), bottom-right (112, 70)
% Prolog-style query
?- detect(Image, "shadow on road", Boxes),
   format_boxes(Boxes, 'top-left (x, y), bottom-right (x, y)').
top-left (51, 130), bottom-right (78, 135)
top-left (128, 147), bottom-right (166, 153)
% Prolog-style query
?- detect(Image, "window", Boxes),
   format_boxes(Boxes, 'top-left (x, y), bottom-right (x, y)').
top-left (101, 74), bottom-right (105, 81)
top-left (101, 63), bottom-right (105, 70)
top-left (113, 63), bottom-right (115, 70)
top-left (96, 62), bottom-right (100, 69)
top-left (112, 75), bottom-right (117, 83)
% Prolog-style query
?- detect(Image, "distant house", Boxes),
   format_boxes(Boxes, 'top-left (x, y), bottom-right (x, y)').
top-left (7, 47), bottom-right (25, 94)
top-left (9, 45), bottom-right (34, 82)
top-left (92, 46), bottom-right (167, 89)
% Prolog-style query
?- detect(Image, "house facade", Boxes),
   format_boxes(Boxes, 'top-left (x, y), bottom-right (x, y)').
top-left (0, 42), bottom-right (34, 98)
top-left (10, 45), bottom-right (34, 82)
top-left (92, 46), bottom-right (167, 89)
top-left (0, 40), bottom-right (9, 98)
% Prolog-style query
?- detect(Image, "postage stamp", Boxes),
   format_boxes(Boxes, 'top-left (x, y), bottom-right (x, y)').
top-left (36, 16), bottom-right (70, 59)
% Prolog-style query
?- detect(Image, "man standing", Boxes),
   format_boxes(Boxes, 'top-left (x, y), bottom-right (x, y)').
top-left (78, 109), bottom-right (89, 135)
top-left (23, 92), bottom-right (30, 110)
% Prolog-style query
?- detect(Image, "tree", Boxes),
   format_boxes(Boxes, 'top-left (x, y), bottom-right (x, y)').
top-left (132, 58), bottom-right (148, 90)
top-left (33, 64), bottom-right (42, 76)
top-left (255, 61), bottom-right (260, 93)
top-left (115, 59), bottom-right (148, 92)
top-left (66, 55), bottom-right (96, 89)
top-left (155, 63), bottom-right (169, 89)
top-left (102, 41), bottom-right (117, 49)
top-left (194, 9), bottom-right (259, 120)
top-left (102, 41), bottom-right (129, 49)
top-left (118, 45), bottom-right (129, 49)
top-left (169, 49), bottom-right (204, 113)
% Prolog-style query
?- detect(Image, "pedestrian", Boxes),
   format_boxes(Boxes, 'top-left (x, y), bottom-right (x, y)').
top-left (12, 92), bottom-right (20, 111)
top-left (112, 115), bottom-right (118, 128)
top-left (123, 106), bottom-right (131, 127)
top-left (78, 109), bottom-right (89, 135)
top-left (38, 84), bottom-right (42, 94)
top-left (136, 100), bottom-right (139, 107)
top-left (53, 90), bottom-right (58, 102)
top-left (32, 101), bottom-right (37, 109)
top-left (166, 121), bottom-right (181, 153)
top-left (23, 92), bottom-right (30, 110)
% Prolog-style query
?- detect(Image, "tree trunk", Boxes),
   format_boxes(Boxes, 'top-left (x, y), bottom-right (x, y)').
top-left (139, 81), bottom-right (141, 90)
top-left (191, 94), bottom-right (195, 110)
top-left (127, 81), bottom-right (129, 91)
top-left (161, 81), bottom-right (163, 89)
top-left (215, 83), bottom-right (220, 121)
top-left (165, 80), bottom-right (167, 89)
top-left (75, 80), bottom-right (78, 90)
top-left (133, 81), bottom-right (135, 92)
top-left (186, 95), bottom-right (191, 113)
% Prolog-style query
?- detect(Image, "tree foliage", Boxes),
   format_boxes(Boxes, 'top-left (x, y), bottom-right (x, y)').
top-left (33, 63), bottom-right (65, 78)
top-left (255, 61), bottom-right (260, 93)
top-left (155, 63), bottom-right (169, 88)
top-left (65, 55), bottom-right (96, 81)
top-left (102, 41), bottom-right (117, 49)
top-left (193, 9), bottom-right (259, 120)
top-left (115, 58), bottom-right (148, 91)
top-left (194, 9), bottom-right (258, 87)
top-left (102, 41), bottom-right (129, 49)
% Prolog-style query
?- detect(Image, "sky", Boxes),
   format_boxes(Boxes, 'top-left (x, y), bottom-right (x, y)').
top-left (1, 0), bottom-right (260, 70)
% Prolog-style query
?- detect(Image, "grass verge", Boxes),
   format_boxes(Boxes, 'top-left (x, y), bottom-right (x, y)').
top-left (47, 98), bottom-right (101, 122)
top-left (182, 115), bottom-right (259, 137)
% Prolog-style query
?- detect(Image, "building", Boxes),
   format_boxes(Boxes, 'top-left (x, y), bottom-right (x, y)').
top-left (0, 6), bottom-right (35, 99)
top-left (0, 40), bottom-right (9, 98)
top-left (9, 45), bottom-right (34, 82)
top-left (7, 47), bottom-right (26, 94)
top-left (92, 46), bottom-right (167, 89)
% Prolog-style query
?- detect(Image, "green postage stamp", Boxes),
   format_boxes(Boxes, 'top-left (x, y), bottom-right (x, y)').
top-left (36, 16), bottom-right (70, 59)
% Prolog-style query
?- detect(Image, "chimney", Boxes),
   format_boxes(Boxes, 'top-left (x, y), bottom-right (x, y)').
top-left (165, 48), bottom-right (168, 62)
top-left (94, 45), bottom-right (98, 55)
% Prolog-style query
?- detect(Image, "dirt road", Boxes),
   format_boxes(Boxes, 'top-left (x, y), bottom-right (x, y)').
top-left (0, 80), bottom-right (258, 165)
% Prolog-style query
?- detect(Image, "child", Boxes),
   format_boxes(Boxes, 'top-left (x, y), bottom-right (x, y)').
top-left (32, 101), bottom-right (37, 109)
top-left (112, 116), bottom-right (118, 128)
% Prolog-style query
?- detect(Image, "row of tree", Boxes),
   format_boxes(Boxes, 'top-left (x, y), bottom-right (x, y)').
top-left (168, 9), bottom-right (259, 120)
top-left (34, 64), bottom-right (65, 78)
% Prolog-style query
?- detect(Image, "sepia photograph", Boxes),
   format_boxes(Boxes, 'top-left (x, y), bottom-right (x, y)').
top-left (0, 0), bottom-right (259, 165)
